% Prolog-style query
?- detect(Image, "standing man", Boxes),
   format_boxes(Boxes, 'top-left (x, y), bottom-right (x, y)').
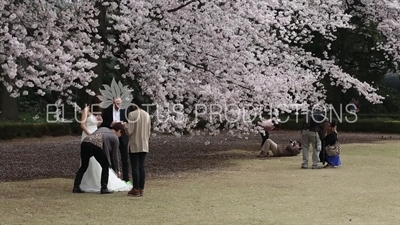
top-left (125, 95), bottom-right (151, 197)
top-left (100, 97), bottom-right (130, 183)
top-left (73, 124), bottom-right (124, 194)
top-left (300, 110), bottom-right (329, 169)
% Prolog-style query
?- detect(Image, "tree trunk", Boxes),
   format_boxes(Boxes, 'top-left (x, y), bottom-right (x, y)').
top-left (89, 2), bottom-right (107, 99)
top-left (332, 29), bottom-right (349, 114)
top-left (0, 83), bottom-right (19, 120)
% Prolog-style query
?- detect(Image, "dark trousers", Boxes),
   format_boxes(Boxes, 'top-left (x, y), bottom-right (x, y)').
top-left (319, 140), bottom-right (328, 165)
top-left (119, 139), bottom-right (130, 182)
top-left (129, 152), bottom-right (147, 190)
top-left (260, 133), bottom-right (268, 147)
top-left (74, 142), bottom-right (109, 190)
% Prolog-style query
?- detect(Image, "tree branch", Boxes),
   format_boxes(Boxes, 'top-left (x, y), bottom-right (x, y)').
top-left (182, 60), bottom-right (207, 70)
top-left (167, 0), bottom-right (197, 13)
top-left (182, 60), bottom-right (251, 91)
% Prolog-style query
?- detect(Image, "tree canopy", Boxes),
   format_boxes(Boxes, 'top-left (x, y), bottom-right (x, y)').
top-left (1, 0), bottom-right (399, 133)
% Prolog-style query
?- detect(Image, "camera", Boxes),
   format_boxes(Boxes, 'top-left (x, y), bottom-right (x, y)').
top-left (290, 139), bottom-right (302, 150)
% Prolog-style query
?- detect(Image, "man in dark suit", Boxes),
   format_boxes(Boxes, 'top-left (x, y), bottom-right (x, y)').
top-left (100, 97), bottom-right (130, 183)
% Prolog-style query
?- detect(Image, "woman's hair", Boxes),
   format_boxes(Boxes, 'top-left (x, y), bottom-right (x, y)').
top-left (133, 95), bottom-right (144, 109)
top-left (330, 118), bottom-right (338, 127)
top-left (89, 95), bottom-right (102, 115)
top-left (111, 122), bottom-right (125, 134)
top-left (329, 118), bottom-right (338, 132)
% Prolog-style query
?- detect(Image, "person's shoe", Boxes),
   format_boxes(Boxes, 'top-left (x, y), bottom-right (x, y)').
top-left (301, 165), bottom-right (308, 169)
top-left (100, 188), bottom-right (114, 194)
top-left (126, 181), bottom-right (132, 186)
top-left (139, 189), bottom-right (144, 196)
top-left (257, 151), bottom-right (268, 158)
top-left (324, 165), bottom-right (335, 168)
top-left (128, 188), bottom-right (141, 197)
top-left (312, 165), bottom-right (323, 169)
top-left (72, 187), bottom-right (85, 193)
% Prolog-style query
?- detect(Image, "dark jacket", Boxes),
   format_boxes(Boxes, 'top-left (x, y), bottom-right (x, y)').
top-left (100, 106), bottom-right (129, 145)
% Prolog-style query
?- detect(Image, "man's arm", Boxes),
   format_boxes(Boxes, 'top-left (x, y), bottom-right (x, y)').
top-left (319, 121), bottom-right (330, 140)
top-left (331, 131), bottom-right (338, 144)
top-left (285, 145), bottom-right (300, 156)
top-left (147, 113), bottom-right (151, 138)
top-left (126, 111), bottom-right (139, 135)
top-left (121, 107), bottom-right (132, 123)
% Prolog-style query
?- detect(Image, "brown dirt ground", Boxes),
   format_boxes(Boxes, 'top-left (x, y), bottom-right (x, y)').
top-left (1, 130), bottom-right (399, 182)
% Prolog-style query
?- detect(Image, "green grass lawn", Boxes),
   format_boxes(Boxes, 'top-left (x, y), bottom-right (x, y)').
top-left (0, 140), bottom-right (399, 225)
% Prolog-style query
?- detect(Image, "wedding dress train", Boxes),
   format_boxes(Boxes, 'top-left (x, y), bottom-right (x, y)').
top-left (79, 114), bottom-right (132, 192)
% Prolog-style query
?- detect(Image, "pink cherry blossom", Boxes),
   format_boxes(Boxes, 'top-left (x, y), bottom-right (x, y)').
top-left (1, 0), bottom-right (399, 134)
top-left (0, 0), bottom-right (101, 102)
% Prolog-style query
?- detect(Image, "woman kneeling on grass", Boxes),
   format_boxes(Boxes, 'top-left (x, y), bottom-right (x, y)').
top-left (322, 119), bottom-right (341, 168)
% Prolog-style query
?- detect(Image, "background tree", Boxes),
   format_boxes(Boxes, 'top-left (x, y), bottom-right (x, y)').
top-left (298, 0), bottom-right (399, 113)
top-left (284, 0), bottom-right (400, 114)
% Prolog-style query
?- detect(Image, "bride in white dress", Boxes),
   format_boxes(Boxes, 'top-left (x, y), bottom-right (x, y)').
top-left (79, 103), bottom-right (132, 192)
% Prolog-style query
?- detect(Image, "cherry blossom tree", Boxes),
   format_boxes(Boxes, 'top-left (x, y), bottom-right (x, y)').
top-left (111, 0), bottom-right (398, 134)
top-left (0, 0), bottom-right (100, 100)
top-left (1, 0), bottom-right (399, 134)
